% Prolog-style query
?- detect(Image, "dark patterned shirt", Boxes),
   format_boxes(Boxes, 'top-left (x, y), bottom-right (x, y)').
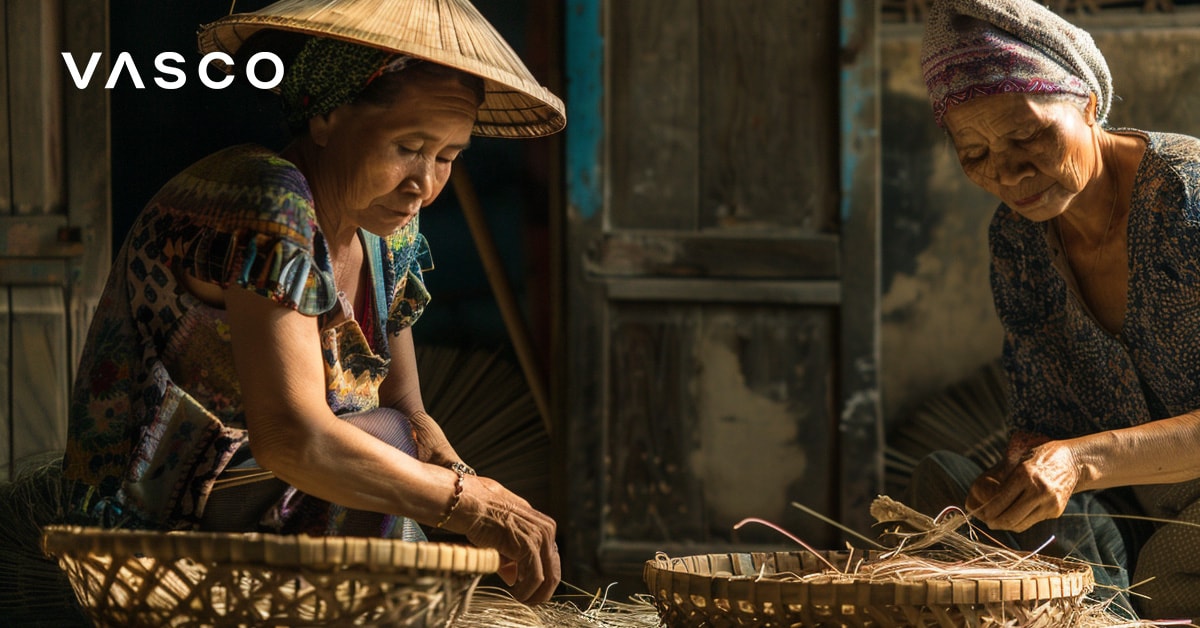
top-left (992, 130), bottom-right (1200, 439)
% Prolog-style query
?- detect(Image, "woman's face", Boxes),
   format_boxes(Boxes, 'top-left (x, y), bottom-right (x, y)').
top-left (943, 92), bottom-right (1098, 222)
top-left (310, 72), bottom-right (479, 236)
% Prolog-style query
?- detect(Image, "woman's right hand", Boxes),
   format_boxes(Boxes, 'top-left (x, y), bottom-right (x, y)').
top-left (445, 475), bottom-right (560, 603)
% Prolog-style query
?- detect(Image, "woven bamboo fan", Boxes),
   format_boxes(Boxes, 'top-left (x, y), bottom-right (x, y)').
top-left (42, 525), bottom-right (499, 627)
top-left (643, 549), bottom-right (1094, 628)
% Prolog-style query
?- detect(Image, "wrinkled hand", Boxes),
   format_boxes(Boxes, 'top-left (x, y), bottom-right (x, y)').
top-left (409, 411), bottom-right (462, 469)
top-left (446, 475), bottom-right (560, 603)
top-left (966, 439), bottom-right (1079, 532)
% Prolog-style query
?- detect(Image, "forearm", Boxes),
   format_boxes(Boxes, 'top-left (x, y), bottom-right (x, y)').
top-left (380, 327), bottom-right (425, 416)
top-left (251, 411), bottom-right (458, 527)
top-left (1069, 411), bottom-right (1200, 491)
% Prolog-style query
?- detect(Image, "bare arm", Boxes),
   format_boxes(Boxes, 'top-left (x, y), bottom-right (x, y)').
top-left (1070, 412), bottom-right (1200, 490)
top-left (225, 287), bottom-right (559, 602)
top-left (378, 326), bottom-right (463, 468)
top-left (225, 286), bottom-right (457, 524)
top-left (379, 326), bottom-right (424, 415)
top-left (967, 412), bottom-right (1200, 531)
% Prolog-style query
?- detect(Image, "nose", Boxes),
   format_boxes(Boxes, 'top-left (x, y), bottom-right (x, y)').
top-left (992, 150), bottom-right (1034, 186)
top-left (406, 155), bottom-right (439, 204)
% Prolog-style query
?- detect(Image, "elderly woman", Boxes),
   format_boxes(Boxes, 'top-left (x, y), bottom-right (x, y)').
top-left (911, 0), bottom-right (1200, 619)
top-left (59, 0), bottom-right (563, 604)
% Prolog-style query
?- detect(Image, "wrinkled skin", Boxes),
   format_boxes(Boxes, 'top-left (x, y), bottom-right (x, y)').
top-left (965, 432), bottom-right (1080, 532)
top-left (451, 475), bottom-right (561, 602)
top-left (409, 411), bottom-right (461, 469)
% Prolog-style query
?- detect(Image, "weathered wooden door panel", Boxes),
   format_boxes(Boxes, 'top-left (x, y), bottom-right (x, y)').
top-left (565, 0), bottom-right (879, 589)
top-left (9, 287), bottom-right (69, 466)
top-left (609, 1), bottom-right (839, 233)
top-left (698, 0), bottom-right (838, 231)
top-left (1, 0), bottom-right (110, 480)
top-left (607, 303), bottom-right (835, 548)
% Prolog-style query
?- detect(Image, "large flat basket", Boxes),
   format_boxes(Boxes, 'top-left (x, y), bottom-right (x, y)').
top-left (643, 549), bottom-right (1094, 627)
top-left (42, 525), bottom-right (499, 627)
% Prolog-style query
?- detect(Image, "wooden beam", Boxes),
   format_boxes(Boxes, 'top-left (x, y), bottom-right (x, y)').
top-left (10, 287), bottom-right (68, 467)
top-left (587, 232), bottom-right (840, 280)
top-left (0, 2), bottom-right (11, 215)
top-left (0, 215), bottom-right (84, 258)
top-left (0, 289), bottom-right (9, 480)
top-left (7, 0), bottom-right (63, 217)
top-left (606, 278), bottom-right (841, 305)
top-left (564, 0), bottom-right (606, 588)
top-left (63, 0), bottom-right (111, 377)
top-left (838, 0), bottom-right (884, 539)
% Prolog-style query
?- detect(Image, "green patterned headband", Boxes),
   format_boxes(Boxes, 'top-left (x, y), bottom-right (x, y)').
top-left (280, 37), bottom-right (417, 127)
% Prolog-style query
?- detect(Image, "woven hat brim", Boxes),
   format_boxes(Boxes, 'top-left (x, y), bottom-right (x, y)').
top-left (198, 10), bottom-right (565, 138)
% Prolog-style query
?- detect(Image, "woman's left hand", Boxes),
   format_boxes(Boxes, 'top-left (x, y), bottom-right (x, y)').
top-left (410, 410), bottom-right (463, 468)
top-left (966, 439), bottom-right (1081, 532)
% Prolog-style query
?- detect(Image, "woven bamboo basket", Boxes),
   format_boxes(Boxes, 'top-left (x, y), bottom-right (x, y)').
top-left (42, 525), bottom-right (499, 627)
top-left (643, 549), bottom-right (1094, 628)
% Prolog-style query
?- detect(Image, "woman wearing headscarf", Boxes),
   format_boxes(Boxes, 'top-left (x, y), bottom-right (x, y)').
top-left (912, 0), bottom-right (1200, 618)
top-left (60, 0), bottom-right (563, 604)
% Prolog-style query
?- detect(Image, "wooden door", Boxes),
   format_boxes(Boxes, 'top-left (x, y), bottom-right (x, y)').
top-left (562, 0), bottom-right (881, 586)
top-left (0, 0), bottom-right (110, 480)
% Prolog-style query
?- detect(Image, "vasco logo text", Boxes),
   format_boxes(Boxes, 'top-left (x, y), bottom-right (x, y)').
top-left (61, 52), bottom-right (284, 90)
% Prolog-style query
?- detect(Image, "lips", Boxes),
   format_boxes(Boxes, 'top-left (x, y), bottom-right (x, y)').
top-left (1014, 192), bottom-right (1042, 206)
top-left (1012, 186), bottom-right (1051, 207)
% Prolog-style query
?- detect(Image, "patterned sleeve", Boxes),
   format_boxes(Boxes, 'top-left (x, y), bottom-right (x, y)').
top-left (167, 146), bottom-right (338, 316)
top-left (385, 217), bottom-right (434, 334)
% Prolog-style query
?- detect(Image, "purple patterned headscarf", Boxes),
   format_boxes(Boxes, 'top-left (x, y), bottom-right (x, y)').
top-left (921, 0), bottom-right (1111, 128)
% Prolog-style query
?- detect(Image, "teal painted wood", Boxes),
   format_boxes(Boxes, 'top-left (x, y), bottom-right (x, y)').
top-left (838, 0), bottom-right (884, 538)
top-left (565, 0), bottom-right (603, 221)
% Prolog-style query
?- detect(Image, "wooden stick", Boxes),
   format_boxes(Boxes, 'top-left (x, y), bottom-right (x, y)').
top-left (450, 167), bottom-right (552, 436)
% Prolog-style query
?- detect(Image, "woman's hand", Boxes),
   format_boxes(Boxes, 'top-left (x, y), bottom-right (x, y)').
top-left (446, 475), bottom-right (560, 603)
top-left (409, 410), bottom-right (462, 468)
top-left (966, 439), bottom-right (1081, 532)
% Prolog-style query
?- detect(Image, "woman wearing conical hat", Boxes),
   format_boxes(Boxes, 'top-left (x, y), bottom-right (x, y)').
top-left (61, 0), bottom-right (564, 603)
top-left (910, 0), bottom-right (1200, 619)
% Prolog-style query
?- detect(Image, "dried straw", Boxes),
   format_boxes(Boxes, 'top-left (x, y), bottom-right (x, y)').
top-left (455, 586), bottom-right (661, 628)
top-left (0, 454), bottom-right (89, 625)
top-left (885, 360), bottom-right (1009, 495)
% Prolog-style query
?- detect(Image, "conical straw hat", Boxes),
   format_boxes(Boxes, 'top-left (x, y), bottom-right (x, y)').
top-left (198, 0), bottom-right (565, 138)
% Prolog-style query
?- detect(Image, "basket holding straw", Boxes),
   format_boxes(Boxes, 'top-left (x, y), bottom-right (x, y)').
top-left (644, 548), bottom-right (1093, 628)
top-left (42, 525), bottom-right (498, 627)
top-left (643, 496), bottom-right (1104, 628)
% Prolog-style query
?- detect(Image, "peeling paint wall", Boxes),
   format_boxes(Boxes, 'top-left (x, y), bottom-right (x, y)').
top-left (880, 23), bottom-right (1200, 431)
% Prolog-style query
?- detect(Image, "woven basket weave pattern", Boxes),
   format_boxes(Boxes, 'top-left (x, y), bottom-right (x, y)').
top-left (644, 550), bottom-right (1093, 628)
top-left (43, 525), bottom-right (498, 627)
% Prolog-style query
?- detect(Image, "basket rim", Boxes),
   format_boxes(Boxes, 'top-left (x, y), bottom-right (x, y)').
top-left (644, 549), bottom-right (1094, 605)
top-left (42, 524), bottom-right (499, 574)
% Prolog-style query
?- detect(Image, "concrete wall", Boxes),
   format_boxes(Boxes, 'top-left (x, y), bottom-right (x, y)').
top-left (880, 20), bottom-right (1200, 430)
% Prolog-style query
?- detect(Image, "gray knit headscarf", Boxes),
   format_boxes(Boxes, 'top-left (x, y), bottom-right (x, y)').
top-left (921, 0), bottom-right (1112, 127)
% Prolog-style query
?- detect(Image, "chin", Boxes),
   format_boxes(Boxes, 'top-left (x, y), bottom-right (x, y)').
top-left (1009, 192), bottom-right (1072, 222)
top-left (362, 216), bottom-right (414, 238)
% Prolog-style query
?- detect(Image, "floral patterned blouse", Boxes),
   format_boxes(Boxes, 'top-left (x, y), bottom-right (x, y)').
top-left (991, 130), bottom-right (1200, 441)
top-left (62, 144), bottom-right (432, 530)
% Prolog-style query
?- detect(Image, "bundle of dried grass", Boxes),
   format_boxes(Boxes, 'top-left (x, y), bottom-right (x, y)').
top-left (0, 454), bottom-right (89, 626)
top-left (455, 586), bottom-right (661, 628)
top-left (885, 360), bottom-right (1009, 496)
